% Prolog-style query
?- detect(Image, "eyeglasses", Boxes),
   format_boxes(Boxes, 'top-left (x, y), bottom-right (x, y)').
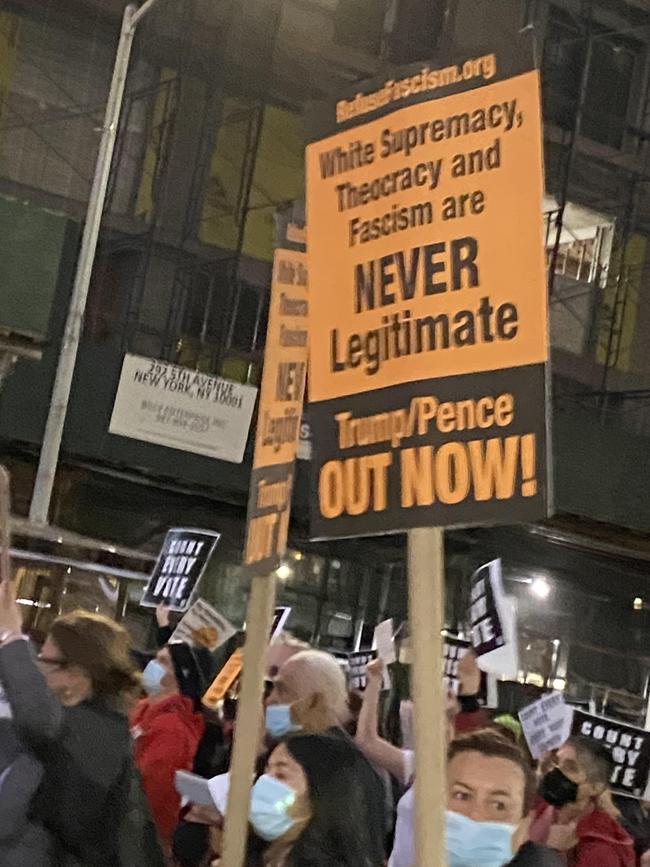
top-left (37, 654), bottom-right (67, 669)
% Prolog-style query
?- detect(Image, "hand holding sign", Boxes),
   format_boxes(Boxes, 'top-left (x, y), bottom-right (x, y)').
top-left (156, 604), bottom-right (171, 628)
top-left (365, 657), bottom-right (385, 684)
top-left (457, 650), bottom-right (481, 697)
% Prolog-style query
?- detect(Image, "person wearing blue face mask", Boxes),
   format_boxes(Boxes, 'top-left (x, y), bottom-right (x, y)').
top-left (390, 729), bottom-right (561, 867)
top-left (446, 731), bottom-right (562, 867)
top-left (240, 733), bottom-right (386, 867)
top-left (264, 650), bottom-right (351, 740)
top-left (132, 643), bottom-right (213, 857)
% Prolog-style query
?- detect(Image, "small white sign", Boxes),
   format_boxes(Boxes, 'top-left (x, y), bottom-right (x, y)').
top-left (109, 354), bottom-right (257, 464)
top-left (373, 619), bottom-right (396, 665)
top-left (170, 598), bottom-right (236, 652)
top-left (519, 692), bottom-right (574, 760)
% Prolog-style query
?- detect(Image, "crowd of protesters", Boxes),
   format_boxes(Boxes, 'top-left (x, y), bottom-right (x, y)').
top-left (1, 580), bottom-right (648, 867)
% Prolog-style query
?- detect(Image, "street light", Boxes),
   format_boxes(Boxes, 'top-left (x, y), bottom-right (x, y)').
top-left (276, 562), bottom-right (293, 581)
top-left (530, 576), bottom-right (551, 599)
top-left (29, 0), bottom-right (168, 525)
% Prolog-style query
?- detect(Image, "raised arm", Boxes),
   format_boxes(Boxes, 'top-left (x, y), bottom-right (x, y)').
top-left (355, 658), bottom-right (408, 783)
top-left (0, 581), bottom-right (63, 746)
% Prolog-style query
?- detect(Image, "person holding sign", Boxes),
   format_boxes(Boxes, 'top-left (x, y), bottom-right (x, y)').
top-left (532, 737), bottom-right (635, 866)
top-left (0, 581), bottom-right (163, 866)
top-left (132, 642), bottom-right (213, 854)
top-left (355, 653), bottom-right (487, 787)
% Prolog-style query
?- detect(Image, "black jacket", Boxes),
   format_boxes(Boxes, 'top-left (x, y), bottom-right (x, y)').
top-left (0, 639), bottom-right (162, 867)
top-left (508, 842), bottom-right (563, 866)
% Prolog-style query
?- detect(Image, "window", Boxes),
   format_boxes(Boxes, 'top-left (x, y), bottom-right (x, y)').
top-left (543, 7), bottom-right (641, 149)
top-left (0, 9), bottom-right (153, 209)
top-left (334, 0), bottom-right (386, 56)
top-left (199, 101), bottom-right (305, 262)
top-left (542, 7), bottom-right (583, 130)
top-left (582, 35), bottom-right (639, 149)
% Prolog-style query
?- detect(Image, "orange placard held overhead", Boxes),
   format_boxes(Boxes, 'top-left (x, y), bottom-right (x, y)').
top-left (243, 235), bottom-right (308, 572)
top-left (306, 57), bottom-right (550, 539)
top-left (203, 649), bottom-right (243, 708)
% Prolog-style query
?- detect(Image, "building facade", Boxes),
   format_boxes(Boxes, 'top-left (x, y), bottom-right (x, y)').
top-left (1, 0), bottom-right (650, 716)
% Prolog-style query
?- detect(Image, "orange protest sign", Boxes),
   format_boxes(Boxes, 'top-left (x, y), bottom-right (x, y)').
top-left (306, 67), bottom-right (549, 538)
top-left (243, 247), bottom-right (308, 572)
top-left (202, 649), bottom-right (243, 708)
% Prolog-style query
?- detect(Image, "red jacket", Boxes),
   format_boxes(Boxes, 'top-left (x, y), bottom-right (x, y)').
top-left (570, 809), bottom-right (636, 867)
top-left (454, 708), bottom-right (490, 733)
top-left (531, 801), bottom-right (635, 867)
top-left (132, 694), bottom-right (205, 841)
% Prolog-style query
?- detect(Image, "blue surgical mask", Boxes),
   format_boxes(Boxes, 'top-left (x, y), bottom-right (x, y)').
top-left (446, 810), bottom-right (515, 867)
top-left (249, 774), bottom-right (297, 841)
top-left (265, 704), bottom-right (301, 739)
top-left (141, 660), bottom-right (166, 696)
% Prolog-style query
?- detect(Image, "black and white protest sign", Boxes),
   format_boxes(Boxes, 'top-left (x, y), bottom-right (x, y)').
top-left (470, 559), bottom-right (518, 679)
top-left (519, 692), bottom-right (574, 760)
top-left (443, 635), bottom-right (470, 694)
top-left (141, 528), bottom-right (220, 612)
top-left (470, 560), bottom-right (505, 655)
top-left (347, 650), bottom-right (378, 690)
top-left (572, 709), bottom-right (650, 799)
top-left (270, 607), bottom-right (292, 640)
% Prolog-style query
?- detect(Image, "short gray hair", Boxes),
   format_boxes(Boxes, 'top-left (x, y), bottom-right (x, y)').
top-left (282, 649), bottom-right (350, 725)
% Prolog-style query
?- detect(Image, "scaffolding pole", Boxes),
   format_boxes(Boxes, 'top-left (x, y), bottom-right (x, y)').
top-left (29, 1), bottom-right (165, 525)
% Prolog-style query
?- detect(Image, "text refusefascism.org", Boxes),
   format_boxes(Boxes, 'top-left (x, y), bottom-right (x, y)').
top-left (335, 54), bottom-right (497, 124)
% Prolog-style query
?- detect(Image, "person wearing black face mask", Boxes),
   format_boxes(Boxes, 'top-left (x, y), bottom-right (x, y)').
top-left (538, 766), bottom-right (579, 808)
top-left (530, 738), bottom-right (635, 867)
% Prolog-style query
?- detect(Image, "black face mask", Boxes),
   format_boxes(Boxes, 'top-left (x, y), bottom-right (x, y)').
top-left (539, 767), bottom-right (579, 808)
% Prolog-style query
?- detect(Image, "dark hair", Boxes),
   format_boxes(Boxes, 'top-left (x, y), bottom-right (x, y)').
top-left (569, 736), bottom-right (615, 787)
top-left (282, 733), bottom-right (386, 867)
top-left (49, 610), bottom-right (140, 702)
top-left (448, 729), bottom-right (536, 812)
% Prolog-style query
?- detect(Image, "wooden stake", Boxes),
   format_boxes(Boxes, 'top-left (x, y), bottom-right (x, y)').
top-left (0, 466), bottom-right (11, 583)
top-left (408, 526), bottom-right (447, 867)
top-left (220, 572), bottom-right (277, 867)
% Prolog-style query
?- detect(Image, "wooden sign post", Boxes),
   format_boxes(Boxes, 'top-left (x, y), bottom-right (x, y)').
top-left (0, 466), bottom-right (11, 583)
top-left (408, 527), bottom-right (447, 865)
top-left (219, 574), bottom-right (277, 867)
top-left (305, 50), bottom-right (549, 867)
top-left (220, 235), bottom-right (308, 867)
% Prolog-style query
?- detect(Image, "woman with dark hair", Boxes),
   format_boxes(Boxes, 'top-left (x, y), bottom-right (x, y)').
top-left (0, 581), bottom-right (163, 867)
top-left (189, 733), bottom-right (386, 867)
top-left (255, 733), bottom-right (386, 867)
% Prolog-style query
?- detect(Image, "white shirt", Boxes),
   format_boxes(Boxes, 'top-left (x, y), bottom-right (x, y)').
top-left (388, 785), bottom-right (415, 867)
